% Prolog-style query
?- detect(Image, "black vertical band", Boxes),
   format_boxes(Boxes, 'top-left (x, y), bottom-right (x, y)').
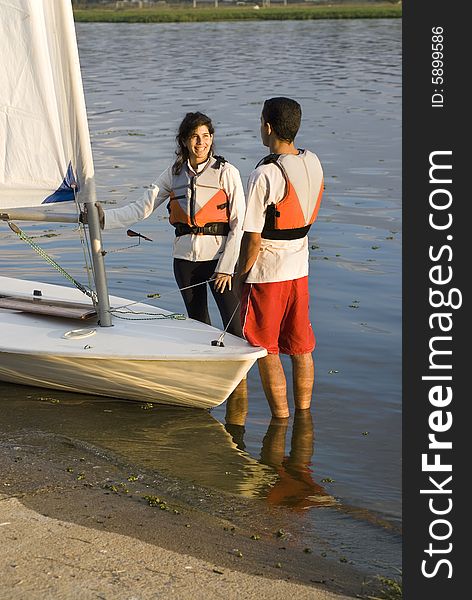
top-left (403, 2), bottom-right (466, 597)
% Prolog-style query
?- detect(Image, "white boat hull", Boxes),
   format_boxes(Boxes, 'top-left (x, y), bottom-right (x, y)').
top-left (0, 276), bottom-right (267, 409)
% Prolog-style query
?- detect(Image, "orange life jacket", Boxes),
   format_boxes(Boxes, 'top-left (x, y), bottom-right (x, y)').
top-left (258, 150), bottom-right (324, 240)
top-left (167, 155), bottom-right (230, 236)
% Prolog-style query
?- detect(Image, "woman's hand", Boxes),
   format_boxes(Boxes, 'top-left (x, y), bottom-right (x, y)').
top-left (80, 202), bottom-right (105, 230)
top-left (212, 272), bottom-right (232, 294)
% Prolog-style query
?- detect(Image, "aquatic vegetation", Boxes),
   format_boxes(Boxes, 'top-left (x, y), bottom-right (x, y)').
top-left (140, 402), bottom-right (154, 410)
top-left (40, 397), bottom-right (60, 403)
top-left (142, 494), bottom-right (162, 507)
top-left (103, 483), bottom-right (119, 493)
top-left (368, 574), bottom-right (403, 600)
top-left (142, 495), bottom-right (178, 512)
top-left (275, 528), bottom-right (285, 538)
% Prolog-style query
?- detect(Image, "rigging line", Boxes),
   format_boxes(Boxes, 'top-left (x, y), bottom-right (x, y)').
top-left (74, 193), bottom-right (96, 302)
top-left (214, 300), bottom-right (241, 345)
top-left (7, 221), bottom-right (97, 302)
top-left (105, 242), bottom-right (142, 254)
top-left (111, 276), bottom-right (219, 311)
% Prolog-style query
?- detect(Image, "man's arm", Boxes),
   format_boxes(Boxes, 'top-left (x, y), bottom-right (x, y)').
top-left (235, 167), bottom-right (268, 295)
top-left (235, 231), bottom-right (262, 296)
top-left (213, 164), bottom-right (246, 294)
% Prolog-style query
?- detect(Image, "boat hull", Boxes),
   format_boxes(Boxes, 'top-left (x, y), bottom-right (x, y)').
top-left (0, 352), bottom-right (254, 409)
top-left (0, 276), bottom-right (267, 409)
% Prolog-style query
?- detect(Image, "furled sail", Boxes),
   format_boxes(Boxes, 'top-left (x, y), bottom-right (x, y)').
top-left (0, 0), bottom-right (95, 210)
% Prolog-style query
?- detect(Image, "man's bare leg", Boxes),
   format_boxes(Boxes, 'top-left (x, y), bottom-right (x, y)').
top-left (291, 352), bottom-right (314, 411)
top-left (257, 354), bottom-right (289, 418)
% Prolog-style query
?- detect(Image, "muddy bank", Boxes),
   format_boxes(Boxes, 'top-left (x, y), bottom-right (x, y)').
top-left (0, 426), bottom-right (387, 599)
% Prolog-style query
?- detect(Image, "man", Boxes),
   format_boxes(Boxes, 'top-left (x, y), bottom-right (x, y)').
top-left (237, 97), bottom-right (324, 418)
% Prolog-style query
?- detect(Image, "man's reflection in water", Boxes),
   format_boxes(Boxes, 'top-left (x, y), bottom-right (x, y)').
top-left (225, 384), bottom-right (332, 509)
top-left (261, 411), bottom-right (331, 509)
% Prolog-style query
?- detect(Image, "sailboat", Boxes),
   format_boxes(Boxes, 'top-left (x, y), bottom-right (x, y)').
top-left (0, 0), bottom-right (266, 409)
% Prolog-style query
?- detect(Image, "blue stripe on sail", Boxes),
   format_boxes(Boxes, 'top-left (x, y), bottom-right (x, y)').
top-left (42, 163), bottom-right (79, 204)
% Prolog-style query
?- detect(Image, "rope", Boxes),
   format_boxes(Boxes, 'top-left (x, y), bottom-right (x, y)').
top-left (105, 242), bottom-right (142, 254)
top-left (8, 221), bottom-right (97, 302)
top-left (110, 308), bottom-right (186, 321)
top-left (109, 277), bottom-right (241, 336)
top-left (73, 194), bottom-right (95, 295)
top-left (213, 300), bottom-right (241, 346)
top-left (113, 277), bottom-right (218, 311)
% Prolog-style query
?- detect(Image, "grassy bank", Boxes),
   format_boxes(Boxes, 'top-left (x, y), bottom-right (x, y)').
top-left (73, 3), bottom-right (402, 23)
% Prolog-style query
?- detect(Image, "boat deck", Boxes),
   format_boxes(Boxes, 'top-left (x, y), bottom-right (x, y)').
top-left (0, 294), bottom-right (96, 320)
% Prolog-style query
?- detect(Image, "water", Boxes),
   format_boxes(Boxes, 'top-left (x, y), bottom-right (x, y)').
top-left (0, 19), bottom-right (401, 574)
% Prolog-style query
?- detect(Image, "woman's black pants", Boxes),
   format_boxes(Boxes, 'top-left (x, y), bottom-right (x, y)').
top-left (173, 258), bottom-right (242, 337)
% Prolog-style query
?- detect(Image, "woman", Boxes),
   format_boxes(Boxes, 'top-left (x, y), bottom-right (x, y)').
top-left (98, 112), bottom-right (245, 336)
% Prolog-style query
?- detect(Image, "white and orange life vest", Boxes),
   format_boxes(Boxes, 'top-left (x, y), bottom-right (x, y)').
top-left (167, 156), bottom-right (230, 235)
top-left (258, 150), bottom-right (324, 240)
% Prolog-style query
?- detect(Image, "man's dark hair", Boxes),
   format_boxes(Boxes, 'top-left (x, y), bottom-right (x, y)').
top-left (172, 111), bottom-right (215, 175)
top-left (262, 97), bottom-right (302, 143)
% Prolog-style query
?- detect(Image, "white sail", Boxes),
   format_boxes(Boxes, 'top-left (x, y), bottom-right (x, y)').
top-left (0, 0), bottom-right (95, 210)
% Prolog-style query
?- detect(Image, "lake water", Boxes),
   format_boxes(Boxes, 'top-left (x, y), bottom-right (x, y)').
top-left (0, 19), bottom-right (401, 576)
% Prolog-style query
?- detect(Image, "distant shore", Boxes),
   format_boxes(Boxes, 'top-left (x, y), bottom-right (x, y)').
top-left (73, 3), bottom-right (402, 23)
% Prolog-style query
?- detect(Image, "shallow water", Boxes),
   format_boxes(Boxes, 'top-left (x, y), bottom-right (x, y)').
top-left (0, 19), bottom-right (401, 573)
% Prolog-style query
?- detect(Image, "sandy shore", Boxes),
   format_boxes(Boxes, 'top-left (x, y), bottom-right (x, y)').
top-left (1, 496), bottom-right (356, 600)
top-left (0, 427), bottom-right (381, 599)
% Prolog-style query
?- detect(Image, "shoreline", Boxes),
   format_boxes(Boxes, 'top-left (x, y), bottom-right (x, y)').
top-left (73, 3), bottom-right (402, 23)
top-left (0, 496), bottom-right (356, 599)
top-left (0, 426), bottom-right (388, 599)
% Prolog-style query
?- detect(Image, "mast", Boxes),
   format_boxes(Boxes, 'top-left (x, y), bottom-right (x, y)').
top-left (83, 195), bottom-right (113, 328)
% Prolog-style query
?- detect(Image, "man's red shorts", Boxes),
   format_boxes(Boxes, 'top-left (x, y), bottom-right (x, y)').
top-left (241, 276), bottom-right (315, 355)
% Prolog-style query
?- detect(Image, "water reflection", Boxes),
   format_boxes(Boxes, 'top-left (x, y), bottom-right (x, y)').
top-left (225, 383), bottom-right (336, 509)
top-left (0, 382), bottom-right (278, 497)
top-left (1, 381), bottom-right (335, 509)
